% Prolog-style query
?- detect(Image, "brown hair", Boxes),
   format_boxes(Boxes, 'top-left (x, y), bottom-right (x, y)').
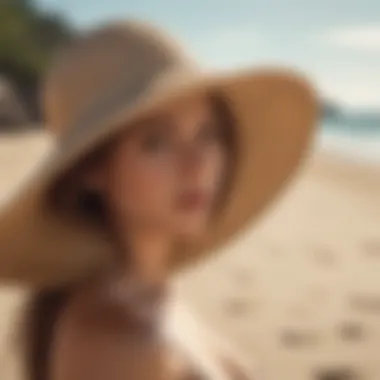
top-left (23, 92), bottom-right (237, 380)
top-left (23, 288), bottom-right (72, 380)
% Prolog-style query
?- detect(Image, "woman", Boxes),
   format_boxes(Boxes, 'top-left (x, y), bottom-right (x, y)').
top-left (0, 20), bottom-right (317, 379)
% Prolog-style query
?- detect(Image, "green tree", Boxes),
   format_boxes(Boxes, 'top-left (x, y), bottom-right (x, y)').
top-left (0, 0), bottom-right (74, 120)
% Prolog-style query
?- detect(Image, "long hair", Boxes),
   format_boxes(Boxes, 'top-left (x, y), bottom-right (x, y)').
top-left (23, 288), bottom-right (72, 380)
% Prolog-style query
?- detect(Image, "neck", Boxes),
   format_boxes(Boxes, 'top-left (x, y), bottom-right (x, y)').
top-left (112, 216), bottom-right (172, 288)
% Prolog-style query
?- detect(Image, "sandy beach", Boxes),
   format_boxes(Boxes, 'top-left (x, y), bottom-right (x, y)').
top-left (0, 131), bottom-right (379, 380)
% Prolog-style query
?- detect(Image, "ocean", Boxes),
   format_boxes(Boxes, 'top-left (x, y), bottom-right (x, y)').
top-left (317, 119), bottom-right (380, 165)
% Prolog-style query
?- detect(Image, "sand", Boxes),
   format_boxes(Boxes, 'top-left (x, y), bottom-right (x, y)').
top-left (0, 131), bottom-right (379, 380)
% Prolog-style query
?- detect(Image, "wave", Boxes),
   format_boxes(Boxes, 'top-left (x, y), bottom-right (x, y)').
top-left (315, 122), bottom-right (380, 165)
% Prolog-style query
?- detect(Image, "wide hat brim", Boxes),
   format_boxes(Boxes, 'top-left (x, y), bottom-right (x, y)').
top-left (0, 67), bottom-right (317, 288)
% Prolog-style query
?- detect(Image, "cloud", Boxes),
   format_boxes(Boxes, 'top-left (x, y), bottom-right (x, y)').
top-left (315, 76), bottom-right (380, 108)
top-left (322, 25), bottom-right (380, 51)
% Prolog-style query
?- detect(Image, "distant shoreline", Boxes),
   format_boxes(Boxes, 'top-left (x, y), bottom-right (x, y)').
top-left (315, 128), bottom-right (380, 167)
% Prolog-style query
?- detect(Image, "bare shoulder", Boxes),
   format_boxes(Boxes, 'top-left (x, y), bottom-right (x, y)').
top-left (164, 298), bottom-right (258, 379)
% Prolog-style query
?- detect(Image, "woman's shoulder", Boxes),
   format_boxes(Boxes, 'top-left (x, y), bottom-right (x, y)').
top-left (0, 289), bottom-right (260, 380)
top-left (164, 297), bottom-right (259, 379)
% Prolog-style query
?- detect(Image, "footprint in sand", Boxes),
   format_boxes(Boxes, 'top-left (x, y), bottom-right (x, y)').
top-left (279, 327), bottom-right (321, 348)
top-left (337, 320), bottom-right (365, 342)
top-left (229, 267), bottom-right (253, 287)
top-left (313, 367), bottom-right (359, 380)
top-left (347, 293), bottom-right (380, 314)
top-left (223, 296), bottom-right (259, 318)
top-left (362, 240), bottom-right (380, 257)
top-left (311, 245), bottom-right (337, 268)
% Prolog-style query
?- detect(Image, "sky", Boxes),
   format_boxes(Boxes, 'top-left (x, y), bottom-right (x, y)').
top-left (35, 0), bottom-right (380, 109)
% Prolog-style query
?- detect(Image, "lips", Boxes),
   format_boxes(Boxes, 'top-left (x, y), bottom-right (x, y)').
top-left (176, 190), bottom-right (211, 211)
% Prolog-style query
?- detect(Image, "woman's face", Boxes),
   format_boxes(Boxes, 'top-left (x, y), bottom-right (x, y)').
top-left (88, 94), bottom-right (230, 240)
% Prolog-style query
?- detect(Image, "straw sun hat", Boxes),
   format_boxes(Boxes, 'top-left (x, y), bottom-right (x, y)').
top-left (0, 20), bottom-right (317, 288)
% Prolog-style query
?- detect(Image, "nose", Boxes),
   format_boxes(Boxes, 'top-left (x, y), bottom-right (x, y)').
top-left (179, 146), bottom-right (206, 182)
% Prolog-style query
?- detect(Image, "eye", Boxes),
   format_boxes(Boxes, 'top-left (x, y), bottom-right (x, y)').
top-left (198, 121), bottom-right (223, 144)
top-left (140, 130), bottom-right (171, 153)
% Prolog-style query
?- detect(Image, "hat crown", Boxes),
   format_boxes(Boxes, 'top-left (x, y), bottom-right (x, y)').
top-left (42, 21), bottom-right (196, 134)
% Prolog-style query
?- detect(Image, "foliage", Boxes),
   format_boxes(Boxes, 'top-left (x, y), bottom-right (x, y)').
top-left (0, 0), bottom-right (74, 119)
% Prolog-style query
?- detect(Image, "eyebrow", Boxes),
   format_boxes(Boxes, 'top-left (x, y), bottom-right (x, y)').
top-left (126, 113), bottom-right (175, 139)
